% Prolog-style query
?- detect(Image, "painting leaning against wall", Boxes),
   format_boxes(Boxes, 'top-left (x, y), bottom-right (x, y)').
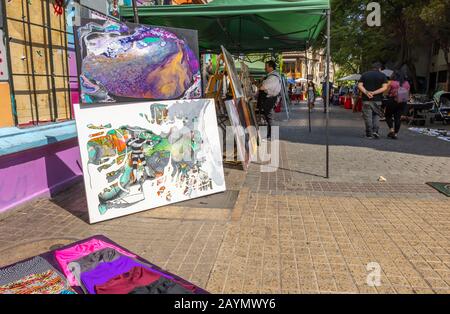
top-left (74, 99), bottom-right (226, 223)
top-left (75, 18), bottom-right (202, 104)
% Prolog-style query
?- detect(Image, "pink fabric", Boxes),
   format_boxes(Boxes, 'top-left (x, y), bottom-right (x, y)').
top-left (389, 80), bottom-right (410, 97)
top-left (55, 238), bottom-right (136, 286)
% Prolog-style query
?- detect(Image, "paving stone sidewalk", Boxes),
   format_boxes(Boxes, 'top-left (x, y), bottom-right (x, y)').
top-left (1, 104), bottom-right (449, 294)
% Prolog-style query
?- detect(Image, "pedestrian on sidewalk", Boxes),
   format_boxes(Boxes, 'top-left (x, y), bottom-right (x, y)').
top-left (258, 60), bottom-right (282, 140)
top-left (307, 81), bottom-right (316, 110)
top-left (322, 80), bottom-right (334, 113)
top-left (352, 83), bottom-right (360, 112)
top-left (358, 62), bottom-right (389, 139)
top-left (294, 83), bottom-right (303, 104)
top-left (385, 70), bottom-right (411, 139)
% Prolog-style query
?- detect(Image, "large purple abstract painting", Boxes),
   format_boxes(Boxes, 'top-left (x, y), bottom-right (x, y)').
top-left (75, 19), bottom-right (201, 104)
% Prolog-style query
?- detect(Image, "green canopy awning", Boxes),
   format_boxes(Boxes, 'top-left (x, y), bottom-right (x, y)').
top-left (120, 0), bottom-right (330, 54)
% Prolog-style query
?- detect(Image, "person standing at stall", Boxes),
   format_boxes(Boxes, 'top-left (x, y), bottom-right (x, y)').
top-left (258, 60), bottom-right (282, 140)
top-left (385, 71), bottom-right (411, 139)
top-left (358, 62), bottom-right (389, 139)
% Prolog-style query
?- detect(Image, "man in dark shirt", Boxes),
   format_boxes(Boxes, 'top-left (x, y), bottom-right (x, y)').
top-left (358, 62), bottom-right (389, 139)
top-left (322, 81), bottom-right (334, 113)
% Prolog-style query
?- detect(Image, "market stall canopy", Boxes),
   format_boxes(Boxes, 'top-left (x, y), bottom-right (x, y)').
top-left (338, 74), bottom-right (361, 81)
top-left (120, 0), bottom-right (330, 53)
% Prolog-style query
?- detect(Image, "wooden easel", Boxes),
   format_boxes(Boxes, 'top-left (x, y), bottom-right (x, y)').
top-left (205, 53), bottom-right (260, 170)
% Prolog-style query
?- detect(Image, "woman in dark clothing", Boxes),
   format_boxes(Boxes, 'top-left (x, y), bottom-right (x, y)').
top-left (385, 71), bottom-right (411, 139)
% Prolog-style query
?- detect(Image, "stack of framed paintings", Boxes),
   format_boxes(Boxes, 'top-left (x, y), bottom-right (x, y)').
top-left (74, 18), bottom-right (226, 223)
top-left (220, 46), bottom-right (245, 99)
top-left (225, 100), bottom-right (249, 170)
top-left (219, 46), bottom-right (259, 170)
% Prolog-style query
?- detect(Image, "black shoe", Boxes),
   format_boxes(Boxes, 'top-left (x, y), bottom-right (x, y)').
top-left (372, 133), bottom-right (380, 139)
top-left (387, 131), bottom-right (395, 139)
top-left (392, 133), bottom-right (398, 140)
top-left (366, 135), bottom-right (374, 139)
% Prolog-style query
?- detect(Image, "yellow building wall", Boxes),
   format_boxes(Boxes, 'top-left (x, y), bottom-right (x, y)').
top-left (0, 82), bottom-right (14, 127)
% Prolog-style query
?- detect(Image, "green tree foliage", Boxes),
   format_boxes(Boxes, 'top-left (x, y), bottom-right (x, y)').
top-left (328, 0), bottom-right (449, 90)
top-left (419, 0), bottom-right (450, 90)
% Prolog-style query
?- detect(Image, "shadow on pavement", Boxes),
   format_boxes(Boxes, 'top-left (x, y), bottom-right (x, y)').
top-left (276, 105), bottom-right (450, 158)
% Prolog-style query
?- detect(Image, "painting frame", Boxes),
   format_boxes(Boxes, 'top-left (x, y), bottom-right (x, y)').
top-left (220, 45), bottom-right (244, 99)
top-left (225, 99), bottom-right (249, 170)
top-left (74, 99), bottom-right (226, 224)
top-left (74, 18), bottom-right (202, 105)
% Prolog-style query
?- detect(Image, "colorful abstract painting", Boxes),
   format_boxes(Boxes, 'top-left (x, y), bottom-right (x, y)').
top-left (75, 19), bottom-right (201, 104)
top-left (74, 99), bottom-right (225, 223)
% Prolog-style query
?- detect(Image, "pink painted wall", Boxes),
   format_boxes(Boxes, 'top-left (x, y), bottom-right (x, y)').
top-left (0, 139), bottom-right (82, 214)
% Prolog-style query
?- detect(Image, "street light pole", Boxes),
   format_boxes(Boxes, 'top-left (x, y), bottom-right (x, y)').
top-left (132, 0), bottom-right (139, 24)
top-left (325, 9), bottom-right (331, 179)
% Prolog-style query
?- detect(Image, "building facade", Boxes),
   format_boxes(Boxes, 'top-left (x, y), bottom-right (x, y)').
top-left (282, 49), bottom-right (335, 87)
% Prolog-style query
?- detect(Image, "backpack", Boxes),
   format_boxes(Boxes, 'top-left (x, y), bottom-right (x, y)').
top-left (396, 82), bottom-right (410, 103)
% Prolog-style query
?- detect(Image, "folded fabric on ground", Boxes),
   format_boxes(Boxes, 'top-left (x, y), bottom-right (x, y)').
top-left (129, 277), bottom-right (194, 294)
top-left (0, 256), bottom-right (75, 294)
top-left (94, 266), bottom-right (161, 294)
top-left (68, 248), bottom-right (122, 287)
top-left (55, 237), bottom-right (136, 286)
top-left (80, 255), bottom-right (165, 294)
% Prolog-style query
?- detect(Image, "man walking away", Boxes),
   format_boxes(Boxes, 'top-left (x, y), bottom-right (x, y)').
top-left (358, 62), bottom-right (389, 139)
top-left (258, 60), bottom-right (282, 140)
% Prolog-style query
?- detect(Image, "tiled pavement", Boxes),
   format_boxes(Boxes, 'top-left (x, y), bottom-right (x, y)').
top-left (206, 194), bottom-right (450, 294)
top-left (1, 104), bottom-right (449, 294)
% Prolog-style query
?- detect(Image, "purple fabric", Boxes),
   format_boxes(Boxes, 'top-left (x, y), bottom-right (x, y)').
top-left (80, 255), bottom-right (172, 294)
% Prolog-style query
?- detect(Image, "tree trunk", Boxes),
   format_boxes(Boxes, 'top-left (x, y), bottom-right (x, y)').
top-left (407, 61), bottom-right (419, 93)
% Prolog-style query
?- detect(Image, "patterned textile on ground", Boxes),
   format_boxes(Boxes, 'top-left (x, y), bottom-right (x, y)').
top-left (0, 256), bottom-right (75, 294)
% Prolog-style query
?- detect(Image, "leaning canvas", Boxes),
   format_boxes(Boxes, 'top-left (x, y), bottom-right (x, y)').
top-left (221, 46), bottom-right (244, 99)
top-left (75, 19), bottom-right (201, 104)
top-left (225, 99), bottom-right (249, 170)
top-left (74, 99), bottom-right (226, 223)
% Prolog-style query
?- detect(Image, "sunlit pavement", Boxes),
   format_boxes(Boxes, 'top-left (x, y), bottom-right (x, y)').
top-left (1, 103), bottom-right (449, 294)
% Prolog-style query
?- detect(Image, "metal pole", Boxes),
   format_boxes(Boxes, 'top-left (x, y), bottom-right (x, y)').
top-left (306, 44), bottom-right (311, 133)
top-left (325, 10), bottom-right (331, 179)
top-left (132, 0), bottom-right (139, 24)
